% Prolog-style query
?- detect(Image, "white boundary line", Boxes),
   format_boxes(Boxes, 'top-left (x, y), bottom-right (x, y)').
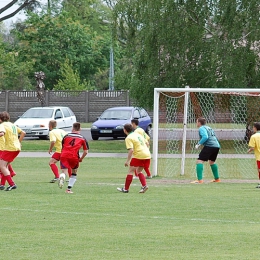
top-left (2, 207), bottom-right (259, 224)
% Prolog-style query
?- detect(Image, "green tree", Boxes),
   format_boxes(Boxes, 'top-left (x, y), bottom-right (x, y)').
top-left (0, 34), bottom-right (34, 90)
top-left (113, 0), bottom-right (260, 108)
top-left (14, 12), bottom-right (110, 89)
top-left (53, 58), bottom-right (87, 90)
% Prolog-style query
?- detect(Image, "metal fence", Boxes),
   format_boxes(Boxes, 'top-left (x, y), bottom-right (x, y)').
top-left (0, 90), bottom-right (146, 123)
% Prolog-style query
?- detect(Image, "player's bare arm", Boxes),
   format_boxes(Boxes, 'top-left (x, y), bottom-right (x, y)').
top-left (48, 141), bottom-right (55, 154)
top-left (19, 131), bottom-right (26, 142)
top-left (79, 149), bottom-right (88, 162)
top-left (248, 147), bottom-right (254, 153)
top-left (125, 148), bottom-right (133, 167)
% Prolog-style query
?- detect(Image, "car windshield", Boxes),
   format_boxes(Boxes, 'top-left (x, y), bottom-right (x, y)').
top-left (100, 110), bottom-right (131, 120)
top-left (21, 109), bottom-right (54, 118)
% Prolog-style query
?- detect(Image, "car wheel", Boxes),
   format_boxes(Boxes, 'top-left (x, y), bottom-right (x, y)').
top-left (146, 125), bottom-right (152, 137)
top-left (92, 136), bottom-right (99, 140)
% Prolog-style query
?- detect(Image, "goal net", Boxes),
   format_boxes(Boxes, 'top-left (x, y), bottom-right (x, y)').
top-left (152, 87), bottom-right (260, 180)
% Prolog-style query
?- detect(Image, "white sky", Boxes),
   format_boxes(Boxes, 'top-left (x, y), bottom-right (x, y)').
top-left (0, 0), bottom-right (48, 23)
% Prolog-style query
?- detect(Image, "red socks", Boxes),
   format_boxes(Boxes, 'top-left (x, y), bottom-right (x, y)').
top-left (50, 164), bottom-right (59, 178)
top-left (138, 173), bottom-right (147, 186)
top-left (124, 174), bottom-right (133, 190)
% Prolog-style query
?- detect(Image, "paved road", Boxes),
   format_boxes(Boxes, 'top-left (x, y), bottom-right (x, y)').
top-left (79, 128), bottom-right (247, 141)
top-left (24, 128), bottom-right (247, 141)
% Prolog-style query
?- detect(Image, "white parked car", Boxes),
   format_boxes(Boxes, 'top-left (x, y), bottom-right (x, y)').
top-left (14, 106), bottom-right (77, 139)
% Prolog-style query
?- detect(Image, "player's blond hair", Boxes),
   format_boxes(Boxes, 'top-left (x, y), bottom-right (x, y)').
top-left (49, 120), bottom-right (57, 128)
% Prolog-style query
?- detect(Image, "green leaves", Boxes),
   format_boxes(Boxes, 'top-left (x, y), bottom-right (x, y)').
top-left (113, 0), bottom-right (260, 108)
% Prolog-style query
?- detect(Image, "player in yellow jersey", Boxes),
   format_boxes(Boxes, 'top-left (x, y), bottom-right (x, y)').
top-left (0, 134), bottom-right (17, 182)
top-left (131, 119), bottom-right (152, 179)
top-left (248, 122), bottom-right (260, 188)
top-left (48, 120), bottom-right (71, 183)
top-left (0, 111), bottom-right (26, 191)
top-left (117, 123), bottom-right (150, 193)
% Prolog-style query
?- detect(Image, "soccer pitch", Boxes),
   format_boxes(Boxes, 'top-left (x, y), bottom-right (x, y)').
top-left (2, 157), bottom-right (260, 260)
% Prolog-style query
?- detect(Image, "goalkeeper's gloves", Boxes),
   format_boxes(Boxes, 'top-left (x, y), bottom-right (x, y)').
top-left (195, 144), bottom-right (201, 149)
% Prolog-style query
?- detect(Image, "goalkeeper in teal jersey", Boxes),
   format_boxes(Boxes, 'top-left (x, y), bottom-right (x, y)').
top-left (191, 117), bottom-right (221, 184)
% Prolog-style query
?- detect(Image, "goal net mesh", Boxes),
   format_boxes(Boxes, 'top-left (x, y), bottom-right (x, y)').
top-left (155, 90), bottom-right (260, 179)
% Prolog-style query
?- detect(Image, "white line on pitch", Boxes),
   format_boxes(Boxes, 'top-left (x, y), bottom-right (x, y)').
top-left (2, 207), bottom-right (260, 225)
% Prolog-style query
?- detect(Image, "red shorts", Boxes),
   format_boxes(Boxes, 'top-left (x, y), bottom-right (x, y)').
top-left (130, 158), bottom-right (150, 168)
top-left (257, 160), bottom-right (260, 169)
top-left (1, 151), bottom-right (20, 162)
top-left (52, 152), bottom-right (61, 161)
top-left (60, 156), bottom-right (79, 170)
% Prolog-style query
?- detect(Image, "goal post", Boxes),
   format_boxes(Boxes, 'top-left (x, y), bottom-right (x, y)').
top-left (152, 87), bottom-right (260, 179)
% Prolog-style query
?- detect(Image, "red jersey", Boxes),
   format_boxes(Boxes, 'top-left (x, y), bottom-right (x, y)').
top-left (61, 133), bottom-right (89, 159)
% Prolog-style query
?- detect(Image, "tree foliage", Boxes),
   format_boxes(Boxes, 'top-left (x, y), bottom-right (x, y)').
top-left (53, 58), bottom-right (87, 90)
top-left (0, 35), bottom-right (34, 90)
top-left (113, 0), bottom-right (260, 108)
top-left (13, 12), bottom-right (110, 89)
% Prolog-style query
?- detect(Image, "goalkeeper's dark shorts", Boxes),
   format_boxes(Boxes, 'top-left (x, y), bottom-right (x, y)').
top-left (198, 146), bottom-right (220, 162)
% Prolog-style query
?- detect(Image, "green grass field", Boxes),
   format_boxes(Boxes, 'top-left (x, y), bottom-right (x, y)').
top-left (2, 157), bottom-right (260, 260)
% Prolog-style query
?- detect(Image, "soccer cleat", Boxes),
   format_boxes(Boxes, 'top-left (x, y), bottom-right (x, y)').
top-left (50, 178), bottom-right (59, 183)
top-left (66, 189), bottom-right (73, 194)
top-left (58, 177), bottom-right (65, 189)
top-left (117, 187), bottom-right (129, 193)
top-left (5, 185), bottom-right (17, 191)
top-left (139, 185), bottom-right (149, 193)
top-left (146, 176), bottom-right (152, 179)
top-left (255, 184), bottom-right (260, 188)
top-left (210, 178), bottom-right (221, 183)
top-left (190, 180), bottom-right (203, 184)
top-left (133, 176), bottom-right (139, 180)
top-left (0, 185), bottom-right (5, 190)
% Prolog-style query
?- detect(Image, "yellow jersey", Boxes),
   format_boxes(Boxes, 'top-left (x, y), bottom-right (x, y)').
top-left (134, 127), bottom-right (150, 143)
top-left (125, 132), bottom-right (151, 159)
top-left (0, 135), bottom-right (5, 150)
top-left (1, 122), bottom-right (23, 151)
top-left (249, 132), bottom-right (260, 161)
top-left (49, 128), bottom-right (67, 153)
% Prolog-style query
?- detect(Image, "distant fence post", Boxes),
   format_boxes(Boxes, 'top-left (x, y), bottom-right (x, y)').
top-left (85, 91), bottom-right (89, 122)
top-left (126, 90), bottom-right (130, 106)
top-left (5, 90), bottom-right (9, 111)
top-left (45, 90), bottom-right (49, 106)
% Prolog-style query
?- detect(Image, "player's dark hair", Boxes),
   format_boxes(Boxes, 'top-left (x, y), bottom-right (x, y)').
top-left (0, 111), bottom-right (10, 122)
top-left (124, 123), bottom-right (133, 133)
top-left (253, 122), bottom-right (260, 131)
top-left (49, 120), bottom-right (57, 128)
top-left (131, 119), bottom-right (139, 126)
top-left (197, 117), bottom-right (206, 125)
top-left (73, 122), bottom-right (81, 131)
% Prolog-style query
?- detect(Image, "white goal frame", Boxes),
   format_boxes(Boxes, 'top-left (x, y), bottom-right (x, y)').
top-left (152, 87), bottom-right (260, 177)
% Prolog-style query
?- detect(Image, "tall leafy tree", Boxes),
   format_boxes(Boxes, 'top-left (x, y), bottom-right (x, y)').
top-left (0, 34), bottom-right (34, 90)
top-left (14, 12), bottom-right (110, 89)
top-left (113, 0), bottom-right (260, 108)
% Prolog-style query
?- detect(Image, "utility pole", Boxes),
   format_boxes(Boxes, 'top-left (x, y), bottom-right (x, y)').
top-left (108, 47), bottom-right (114, 91)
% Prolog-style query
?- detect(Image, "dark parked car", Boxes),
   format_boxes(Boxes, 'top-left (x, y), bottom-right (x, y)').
top-left (91, 106), bottom-right (152, 140)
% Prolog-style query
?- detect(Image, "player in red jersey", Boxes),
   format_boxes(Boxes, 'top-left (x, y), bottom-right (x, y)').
top-left (58, 122), bottom-right (89, 193)
top-left (0, 111), bottom-right (26, 191)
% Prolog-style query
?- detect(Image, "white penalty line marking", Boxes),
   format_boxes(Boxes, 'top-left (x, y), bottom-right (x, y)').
top-left (2, 207), bottom-right (260, 225)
